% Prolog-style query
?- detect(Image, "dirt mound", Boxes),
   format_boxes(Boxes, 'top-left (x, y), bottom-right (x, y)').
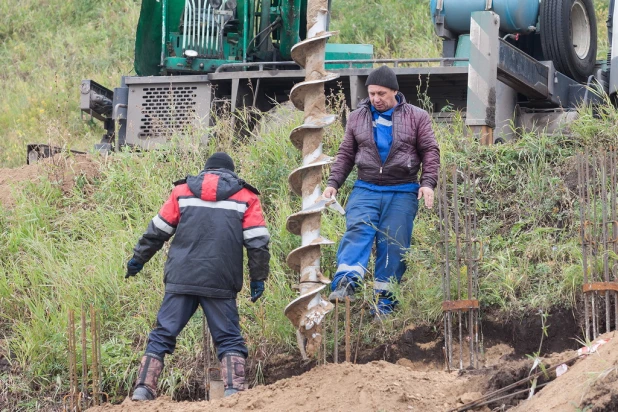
top-left (85, 328), bottom-right (618, 411)
top-left (0, 154), bottom-right (101, 208)
top-left (510, 332), bottom-right (618, 412)
top-left (88, 361), bottom-right (486, 412)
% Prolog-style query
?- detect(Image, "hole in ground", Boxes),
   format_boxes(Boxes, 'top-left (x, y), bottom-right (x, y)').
top-left (172, 307), bottom-right (581, 402)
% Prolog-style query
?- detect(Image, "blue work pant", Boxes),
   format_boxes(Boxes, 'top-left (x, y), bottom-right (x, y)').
top-left (145, 293), bottom-right (247, 361)
top-left (332, 187), bottom-right (418, 303)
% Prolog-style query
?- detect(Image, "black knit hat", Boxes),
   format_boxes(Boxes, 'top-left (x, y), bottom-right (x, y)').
top-left (365, 65), bottom-right (399, 91)
top-left (204, 151), bottom-right (235, 172)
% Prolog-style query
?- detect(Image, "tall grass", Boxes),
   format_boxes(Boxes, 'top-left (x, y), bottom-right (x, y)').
top-left (2, 93), bottom-right (614, 408)
top-left (0, 0), bottom-right (616, 410)
top-left (0, 0), bottom-right (139, 167)
top-left (330, 0), bottom-right (441, 59)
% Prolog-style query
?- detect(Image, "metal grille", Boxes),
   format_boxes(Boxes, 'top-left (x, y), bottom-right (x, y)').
top-left (138, 86), bottom-right (198, 139)
top-left (125, 76), bottom-right (212, 149)
top-left (182, 1), bottom-right (229, 58)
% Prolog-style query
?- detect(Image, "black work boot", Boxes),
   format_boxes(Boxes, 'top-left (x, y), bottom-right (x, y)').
top-left (132, 353), bottom-right (164, 401)
top-left (220, 352), bottom-right (246, 397)
top-left (328, 277), bottom-right (356, 303)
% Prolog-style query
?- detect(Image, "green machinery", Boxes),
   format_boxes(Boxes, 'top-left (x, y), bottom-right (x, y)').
top-left (60, 0), bottom-right (616, 159)
top-left (133, 0), bottom-right (365, 76)
top-left (72, 0), bottom-right (374, 153)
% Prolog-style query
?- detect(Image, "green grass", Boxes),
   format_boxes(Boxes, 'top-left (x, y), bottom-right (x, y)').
top-left (0, 0), bottom-right (616, 410)
top-left (0, 0), bottom-right (139, 167)
top-left (1, 93), bottom-right (614, 408)
top-left (330, 0), bottom-right (441, 59)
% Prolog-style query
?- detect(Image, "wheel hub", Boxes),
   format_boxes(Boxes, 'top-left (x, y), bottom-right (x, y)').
top-left (571, 0), bottom-right (591, 60)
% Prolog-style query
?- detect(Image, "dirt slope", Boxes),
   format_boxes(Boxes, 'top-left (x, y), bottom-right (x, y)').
top-left (511, 332), bottom-right (618, 412)
top-left (89, 361), bottom-right (487, 412)
top-left (0, 154), bottom-right (100, 208)
top-left (87, 332), bottom-right (618, 412)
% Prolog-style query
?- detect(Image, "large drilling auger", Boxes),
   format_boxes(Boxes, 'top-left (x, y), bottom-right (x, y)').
top-left (283, 0), bottom-right (341, 358)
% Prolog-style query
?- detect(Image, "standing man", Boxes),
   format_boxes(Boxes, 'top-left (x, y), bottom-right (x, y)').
top-left (323, 66), bottom-right (440, 318)
top-left (125, 152), bottom-right (270, 400)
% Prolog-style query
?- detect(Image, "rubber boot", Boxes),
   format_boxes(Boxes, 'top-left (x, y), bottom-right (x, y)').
top-left (220, 352), bottom-right (246, 397)
top-left (132, 353), bottom-right (164, 401)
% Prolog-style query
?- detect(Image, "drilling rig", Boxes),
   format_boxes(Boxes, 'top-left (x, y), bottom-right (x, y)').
top-left (29, 0), bottom-right (614, 163)
top-left (72, 0), bottom-right (372, 155)
top-left (29, 0), bottom-right (618, 357)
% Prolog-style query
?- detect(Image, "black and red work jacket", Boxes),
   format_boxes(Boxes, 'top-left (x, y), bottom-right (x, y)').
top-left (132, 169), bottom-right (270, 298)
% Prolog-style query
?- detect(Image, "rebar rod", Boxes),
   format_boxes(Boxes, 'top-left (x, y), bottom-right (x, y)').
top-left (90, 305), bottom-right (99, 406)
top-left (345, 296), bottom-right (351, 363)
top-left (457, 382), bottom-right (550, 411)
top-left (182, 0), bottom-right (189, 50)
top-left (593, 154), bottom-right (599, 338)
top-left (353, 307), bottom-right (364, 364)
top-left (189, 0), bottom-right (196, 49)
top-left (68, 309), bottom-right (77, 411)
top-left (578, 155), bottom-right (591, 341)
top-left (333, 299), bottom-right (339, 364)
top-left (438, 170), bottom-right (451, 368)
top-left (204, 315), bottom-right (210, 399)
top-left (197, 0), bottom-right (202, 53)
top-left (611, 149), bottom-right (618, 331)
top-left (449, 354), bottom-right (580, 412)
top-left (216, 13), bottom-right (221, 54)
top-left (465, 171), bottom-right (474, 368)
top-left (209, 4), bottom-right (214, 54)
top-left (444, 170), bottom-right (453, 369)
top-left (589, 153), bottom-right (599, 339)
top-left (602, 152), bottom-right (611, 333)
top-left (322, 327), bottom-right (327, 365)
top-left (472, 172), bottom-right (480, 368)
top-left (81, 306), bottom-right (88, 407)
top-left (453, 167), bottom-right (463, 369)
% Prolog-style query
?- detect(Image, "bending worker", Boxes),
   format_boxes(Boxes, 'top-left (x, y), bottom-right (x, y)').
top-left (125, 152), bottom-right (270, 400)
top-left (323, 65), bottom-right (440, 318)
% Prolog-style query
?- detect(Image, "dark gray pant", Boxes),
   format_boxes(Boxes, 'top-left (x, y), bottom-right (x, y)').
top-left (145, 293), bottom-right (247, 360)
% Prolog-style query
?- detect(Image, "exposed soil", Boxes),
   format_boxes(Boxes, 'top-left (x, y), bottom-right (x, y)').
top-left (89, 361), bottom-right (488, 412)
top-left (83, 308), bottom-right (618, 412)
top-left (0, 153), bottom-right (101, 208)
top-left (510, 331), bottom-right (618, 412)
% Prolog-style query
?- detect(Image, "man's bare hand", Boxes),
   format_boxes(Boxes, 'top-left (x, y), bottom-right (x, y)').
top-left (418, 187), bottom-right (434, 209)
top-left (323, 187), bottom-right (338, 199)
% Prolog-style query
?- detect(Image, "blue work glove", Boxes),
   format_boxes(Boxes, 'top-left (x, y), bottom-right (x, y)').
top-left (125, 257), bottom-right (144, 279)
top-left (250, 281), bottom-right (265, 303)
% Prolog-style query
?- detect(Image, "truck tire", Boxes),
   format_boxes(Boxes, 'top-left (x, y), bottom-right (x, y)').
top-left (540, 0), bottom-right (597, 83)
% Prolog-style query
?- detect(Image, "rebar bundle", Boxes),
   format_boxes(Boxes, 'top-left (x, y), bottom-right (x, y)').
top-left (437, 167), bottom-right (482, 370)
top-left (64, 304), bottom-right (105, 411)
top-left (283, 0), bottom-right (341, 357)
top-left (577, 150), bottom-right (618, 341)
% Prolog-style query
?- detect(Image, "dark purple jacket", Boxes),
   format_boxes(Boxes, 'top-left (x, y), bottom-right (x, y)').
top-left (327, 93), bottom-right (440, 190)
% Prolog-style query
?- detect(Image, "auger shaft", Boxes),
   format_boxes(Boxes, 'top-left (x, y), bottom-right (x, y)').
top-left (284, 0), bottom-right (340, 357)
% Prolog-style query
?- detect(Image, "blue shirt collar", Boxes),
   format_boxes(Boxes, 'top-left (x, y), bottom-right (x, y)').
top-left (370, 94), bottom-right (401, 116)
